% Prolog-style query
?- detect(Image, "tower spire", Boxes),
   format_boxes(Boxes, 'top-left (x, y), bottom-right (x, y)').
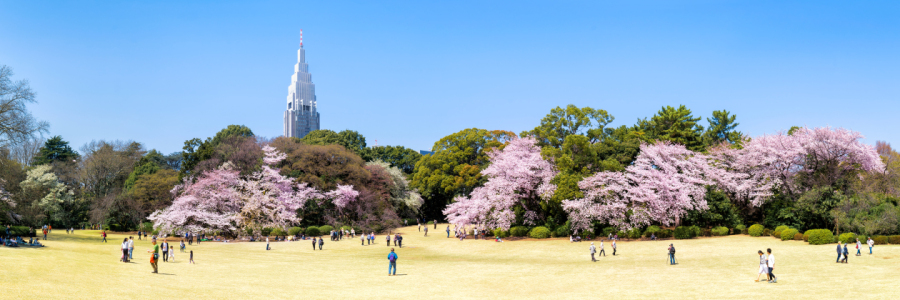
top-left (300, 29), bottom-right (303, 48)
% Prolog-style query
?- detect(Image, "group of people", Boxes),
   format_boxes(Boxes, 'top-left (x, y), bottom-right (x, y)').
top-left (837, 237), bottom-right (876, 263)
top-left (589, 239), bottom-right (616, 261)
top-left (755, 249), bottom-right (777, 283)
top-left (360, 232), bottom-right (377, 245)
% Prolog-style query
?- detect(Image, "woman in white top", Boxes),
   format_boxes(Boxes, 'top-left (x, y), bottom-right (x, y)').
top-left (121, 239), bottom-right (129, 262)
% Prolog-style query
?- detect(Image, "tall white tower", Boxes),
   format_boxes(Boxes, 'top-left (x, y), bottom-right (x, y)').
top-left (283, 30), bottom-right (320, 138)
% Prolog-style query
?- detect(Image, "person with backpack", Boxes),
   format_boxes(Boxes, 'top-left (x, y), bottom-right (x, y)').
top-left (101, 231), bottom-right (107, 243)
top-left (590, 242), bottom-right (597, 262)
top-left (388, 248), bottom-right (398, 276)
top-left (668, 244), bottom-right (676, 265)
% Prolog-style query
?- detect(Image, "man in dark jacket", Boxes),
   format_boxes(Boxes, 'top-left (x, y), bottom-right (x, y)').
top-left (836, 243), bottom-right (842, 263)
top-left (318, 237), bottom-right (324, 250)
top-left (312, 237), bottom-right (317, 250)
top-left (668, 244), bottom-right (676, 265)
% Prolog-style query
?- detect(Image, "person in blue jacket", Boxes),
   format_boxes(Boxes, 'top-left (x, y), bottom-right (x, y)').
top-left (388, 248), bottom-right (398, 276)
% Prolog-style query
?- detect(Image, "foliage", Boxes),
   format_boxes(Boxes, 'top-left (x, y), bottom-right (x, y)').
top-left (19, 165), bottom-right (75, 225)
top-left (8, 226), bottom-right (34, 236)
top-left (626, 228), bottom-right (642, 239)
top-left (806, 229), bottom-right (834, 245)
top-left (793, 233), bottom-right (803, 240)
top-left (658, 229), bottom-right (672, 239)
top-left (888, 236), bottom-right (900, 244)
top-left (411, 128), bottom-right (515, 220)
top-left (643, 225), bottom-right (662, 237)
top-left (493, 228), bottom-right (509, 238)
top-left (872, 236), bottom-right (887, 245)
top-left (318, 225), bottom-right (334, 234)
top-left (180, 125), bottom-right (254, 180)
top-left (683, 187), bottom-right (742, 229)
top-left (443, 137), bottom-right (557, 229)
top-left (831, 193), bottom-right (899, 236)
top-left (702, 110), bottom-right (743, 146)
top-left (838, 232), bottom-right (857, 244)
top-left (260, 227), bottom-right (273, 236)
top-left (674, 226), bottom-right (695, 239)
top-left (747, 224), bottom-right (765, 236)
top-left (528, 226), bottom-right (551, 239)
top-left (270, 228), bottom-right (287, 236)
top-left (366, 160), bottom-right (423, 216)
top-left (305, 226), bottom-right (321, 236)
top-left (780, 228), bottom-right (799, 241)
top-left (363, 145), bottom-right (422, 174)
top-left (32, 136), bottom-right (79, 166)
top-left (774, 225), bottom-right (790, 233)
top-left (637, 105), bottom-right (705, 152)
top-left (128, 169), bottom-right (178, 222)
top-left (509, 226), bottom-right (529, 237)
top-left (712, 226), bottom-right (729, 236)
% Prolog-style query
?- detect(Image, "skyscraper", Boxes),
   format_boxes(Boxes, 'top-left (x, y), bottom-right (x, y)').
top-left (283, 30), bottom-right (320, 138)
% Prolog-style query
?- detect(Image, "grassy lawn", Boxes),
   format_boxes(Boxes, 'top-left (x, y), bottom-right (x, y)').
top-left (3, 225), bottom-right (899, 299)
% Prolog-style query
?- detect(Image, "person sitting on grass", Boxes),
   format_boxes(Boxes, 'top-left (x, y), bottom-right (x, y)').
top-left (651, 233), bottom-right (657, 240)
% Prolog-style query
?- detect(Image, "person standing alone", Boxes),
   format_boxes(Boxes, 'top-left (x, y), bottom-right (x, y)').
top-left (388, 248), bottom-right (398, 276)
top-left (312, 237), bottom-right (316, 250)
top-left (590, 242), bottom-right (597, 262)
top-left (161, 239), bottom-right (169, 262)
top-left (446, 226), bottom-right (450, 238)
top-left (612, 239), bottom-right (617, 256)
top-left (867, 237), bottom-right (874, 255)
top-left (668, 244), bottom-right (676, 265)
top-left (148, 238), bottom-right (159, 273)
top-left (318, 237), bottom-right (324, 250)
top-left (424, 226), bottom-right (428, 237)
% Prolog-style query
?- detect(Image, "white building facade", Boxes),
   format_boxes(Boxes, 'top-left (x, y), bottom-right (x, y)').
top-left (283, 33), bottom-right (320, 138)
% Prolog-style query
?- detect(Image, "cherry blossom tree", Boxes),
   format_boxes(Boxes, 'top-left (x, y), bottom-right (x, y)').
top-left (562, 142), bottom-right (713, 231)
top-left (150, 145), bottom-right (325, 235)
top-left (443, 137), bottom-right (557, 230)
top-left (325, 184), bottom-right (359, 209)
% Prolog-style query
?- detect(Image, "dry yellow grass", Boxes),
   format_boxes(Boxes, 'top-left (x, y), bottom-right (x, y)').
top-left (2, 225), bottom-right (899, 299)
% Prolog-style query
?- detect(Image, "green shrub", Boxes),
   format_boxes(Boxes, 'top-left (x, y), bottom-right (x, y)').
top-left (763, 228), bottom-right (771, 236)
top-left (700, 229), bottom-right (711, 237)
top-left (271, 228), bottom-right (287, 236)
top-left (802, 230), bottom-right (811, 242)
top-left (510, 226), bottom-right (529, 237)
top-left (774, 225), bottom-right (790, 233)
top-left (288, 227), bottom-right (303, 236)
top-left (9, 226), bottom-right (34, 237)
top-left (773, 230), bottom-right (782, 238)
top-left (643, 225), bottom-right (662, 237)
top-left (689, 226), bottom-right (701, 238)
top-left (793, 233), bottom-right (803, 240)
top-left (615, 231), bottom-right (626, 238)
top-left (748, 224), bottom-right (764, 237)
top-left (261, 227), bottom-right (274, 236)
top-left (582, 230), bottom-right (595, 240)
top-left (806, 229), bottom-right (833, 245)
top-left (529, 226), bottom-right (551, 239)
top-left (152, 229), bottom-right (159, 235)
top-left (674, 226), bottom-right (694, 239)
top-left (305, 227), bottom-right (321, 236)
top-left (340, 226), bottom-right (351, 231)
top-left (711, 226), bottom-right (729, 236)
top-left (838, 232), bottom-right (857, 244)
top-left (602, 227), bottom-right (616, 237)
top-left (427, 221), bottom-right (434, 225)
top-left (888, 235), bottom-right (900, 244)
top-left (734, 224), bottom-right (746, 234)
top-left (872, 236), bottom-right (887, 245)
top-left (140, 222), bottom-right (154, 232)
top-left (318, 225), bottom-right (334, 234)
top-left (657, 229), bottom-right (672, 239)
top-left (493, 228), bottom-right (509, 238)
top-left (627, 228), bottom-right (642, 239)
top-left (780, 229), bottom-right (798, 241)
top-left (102, 224), bottom-right (110, 231)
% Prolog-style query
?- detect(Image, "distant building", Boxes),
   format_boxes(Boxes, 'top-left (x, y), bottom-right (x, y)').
top-left (283, 30), bottom-right (320, 138)
top-left (419, 150), bottom-right (434, 155)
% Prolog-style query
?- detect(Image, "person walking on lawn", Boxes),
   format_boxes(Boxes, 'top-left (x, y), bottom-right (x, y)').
top-left (424, 226), bottom-right (428, 237)
top-left (101, 230), bottom-right (107, 243)
top-left (867, 237), bottom-right (875, 255)
top-left (755, 250), bottom-right (767, 282)
top-left (318, 237), bottom-right (324, 250)
top-left (766, 248), bottom-right (777, 283)
top-left (590, 242), bottom-right (597, 262)
top-left (612, 239), bottom-right (617, 256)
top-left (148, 238), bottom-right (159, 273)
top-left (161, 239), bottom-right (169, 262)
top-left (599, 240), bottom-right (607, 257)
top-left (386, 234), bottom-right (390, 247)
top-left (446, 226), bottom-right (451, 238)
top-left (841, 243), bottom-right (849, 263)
top-left (668, 244), bottom-right (676, 265)
top-left (388, 248), bottom-right (398, 276)
top-left (836, 243), bottom-right (842, 263)
top-left (312, 237), bottom-right (317, 250)
top-left (855, 238), bottom-right (862, 256)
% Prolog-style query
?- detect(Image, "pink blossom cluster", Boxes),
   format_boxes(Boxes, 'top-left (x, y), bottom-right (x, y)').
top-left (443, 137), bottom-right (557, 230)
top-left (150, 145), bottom-right (360, 235)
top-left (562, 142), bottom-right (713, 231)
top-left (326, 184), bottom-right (360, 209)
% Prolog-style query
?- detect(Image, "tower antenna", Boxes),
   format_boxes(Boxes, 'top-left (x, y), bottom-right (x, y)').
top-left (300, 29), bottom-right (303, 48)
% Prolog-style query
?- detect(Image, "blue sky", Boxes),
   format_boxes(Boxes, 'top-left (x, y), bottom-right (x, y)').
top-left (1, 1), bottom-right (898, 154)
